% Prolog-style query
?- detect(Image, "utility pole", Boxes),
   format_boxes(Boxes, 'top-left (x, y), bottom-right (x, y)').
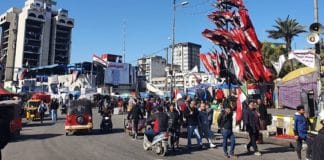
top-left (165, 48), bottom-right (169, 92)
top-left (170, 0), bottom-right (176, 99)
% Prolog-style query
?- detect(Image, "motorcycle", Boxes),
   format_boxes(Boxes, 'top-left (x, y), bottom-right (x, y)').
top-left (143, 130), bottom-right (169, 156)
top-left (100, 114), bottom-right (113, 133)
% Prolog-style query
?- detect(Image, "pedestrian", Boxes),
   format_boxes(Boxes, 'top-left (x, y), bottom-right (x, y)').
top-left (0, 103), bottom-right (13, 160)
top-left (38, 100), bottom-right (47, 124)
top-left (127, 99), bottom-right (144, 140)
top-left (167, 103), bottom-right (181, 151)
top-left (198, 102), bottom-right (216, 148)
top-left (294, 105), bottom-right (311, 160)
top-left (206, 103), bottom-right (214, 130)
top-left (217, 105), bottom-right (236, 158)
top-left (50, 98), bottom-right (59, 122)
top-left (244, 99), bottom-right (262, 156)
top-left (312, 112), bottom-right (324, 160)
top-left (257, 98), bottom-right (268, 130)
top-left (184, 100), bottom-right (203, 149)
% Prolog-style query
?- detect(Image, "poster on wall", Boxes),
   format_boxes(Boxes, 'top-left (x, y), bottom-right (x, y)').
top-left (104, 62), bottom-right (130, 85)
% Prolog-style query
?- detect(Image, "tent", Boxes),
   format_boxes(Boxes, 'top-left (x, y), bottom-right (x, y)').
top-left (278, 67), bottom-right (320, 109)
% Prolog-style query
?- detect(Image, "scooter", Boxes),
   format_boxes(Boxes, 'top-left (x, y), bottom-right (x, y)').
top-left (100, 114), bottom-right (113, 133)
top-left (143, 130), bottom-right (169, 156)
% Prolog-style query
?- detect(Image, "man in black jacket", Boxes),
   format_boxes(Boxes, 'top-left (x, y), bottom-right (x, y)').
top-left (312, 112), bottom-right (324, 160)
top-left (185, 100), bottom-right (202, 149)
top-left (218, 105), bottom-right (235, 158)
top-left (244, 99), bottom-right (261, 156)
top-left (127, 99), bottom-right (143, 140)
top-left (167, 103), bottom-right (181, 150)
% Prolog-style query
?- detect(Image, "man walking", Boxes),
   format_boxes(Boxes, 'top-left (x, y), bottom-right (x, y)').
top-left (185, 100), bottom-right (203, 149)
top-left (294, 105), bottom-right (311, 160)
top-left (127, 99), bottom-right (143, 140)
top-left (218, 105), bottom-right (236, 158)
top-left (50, 98), bottom-right (59, 122)
top-left (244, 99), bottom-right (261, 156)
top-left (198, 102), bottom-right (216, 148)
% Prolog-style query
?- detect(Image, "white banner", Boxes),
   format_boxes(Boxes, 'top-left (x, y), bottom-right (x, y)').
top-left (289, 50), bottom-right (315, 68)
top-left (271, 54), bottom-right (286, 74)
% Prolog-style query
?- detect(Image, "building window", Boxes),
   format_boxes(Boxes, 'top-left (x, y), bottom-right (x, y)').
top-left (28, 13), bottom-right (37, 17)
top-left (38, 15), bottom-right (44, 19)
top-left (67, 21), bottom-right (74, 25)
top-left (59, 19), bottom-right (65, 23)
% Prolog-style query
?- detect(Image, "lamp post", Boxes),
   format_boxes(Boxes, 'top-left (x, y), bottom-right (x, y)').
top-left (170, 0), bottom-right (188, 99)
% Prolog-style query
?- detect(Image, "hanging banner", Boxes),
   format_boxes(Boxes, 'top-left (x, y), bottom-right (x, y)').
top-left (271, 54), bottom-right (286, 74)
top-left (289, 50), bottom-right (315, 68)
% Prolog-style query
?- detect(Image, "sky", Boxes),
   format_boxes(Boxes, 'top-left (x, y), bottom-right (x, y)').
top-left (0, 0), bottom-right (323, 65)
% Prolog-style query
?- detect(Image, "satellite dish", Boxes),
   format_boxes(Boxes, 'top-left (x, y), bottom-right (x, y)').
top-left (307, 33), bottom-right (320, 44)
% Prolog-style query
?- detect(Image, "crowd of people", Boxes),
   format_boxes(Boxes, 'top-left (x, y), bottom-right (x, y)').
top-left (123, 93), bottom-right (275, 158)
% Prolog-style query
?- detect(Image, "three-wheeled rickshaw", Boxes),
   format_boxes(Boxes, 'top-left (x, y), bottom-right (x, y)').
top-left (65, 99), bottom-right (93, 135)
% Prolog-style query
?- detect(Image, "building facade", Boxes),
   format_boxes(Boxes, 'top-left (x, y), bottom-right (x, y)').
top-left (172, 42), bottom-right (201, 72)
top-left (0, 0), bottom-right (74, 81)
top-left (151, 72), bottom-right (218, 92)
top-left (137, 55), bottom-right (167, 83)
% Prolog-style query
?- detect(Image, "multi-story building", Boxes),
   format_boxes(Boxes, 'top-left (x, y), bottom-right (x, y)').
top-left (0, 8), bottom-right (21, 81)
top-left (172, 42), bottom-right (201, 72)
top-left (151, 72), bottom-right (218, 92)
top-left (137, 55), bottom-right (167, 83)
top-left (0, 0), bottom-right (74, 81)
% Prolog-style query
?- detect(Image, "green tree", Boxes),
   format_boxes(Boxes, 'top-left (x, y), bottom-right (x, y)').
top-left (266, 16), bottom-right (306, 71)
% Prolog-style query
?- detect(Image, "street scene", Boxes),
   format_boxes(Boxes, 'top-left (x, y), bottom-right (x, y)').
top-left (0, 0), bottom-right (324, 160)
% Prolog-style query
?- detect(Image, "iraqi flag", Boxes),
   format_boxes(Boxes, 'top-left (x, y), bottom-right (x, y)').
top-left (93, 54), bottom-right (108, 67)
top-left (236, 87), bottom-right (247, 122)
top-left (231, 52), bottom-right (245, 82)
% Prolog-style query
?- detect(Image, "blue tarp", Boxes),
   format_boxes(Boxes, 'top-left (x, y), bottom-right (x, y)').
top-left (214, 83), bottom-right (239, 89)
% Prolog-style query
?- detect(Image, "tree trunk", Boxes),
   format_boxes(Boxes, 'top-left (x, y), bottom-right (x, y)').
top-left (286, 38), bottom-right (294, 71)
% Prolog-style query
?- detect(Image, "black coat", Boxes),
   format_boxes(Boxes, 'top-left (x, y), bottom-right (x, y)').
top-left (312, 128), bottom-right (324, 160)
top-left (258, 104), bottom-right (268, 120)
top-left (167, 111), bottom-right (180, 129)
top-left (244, 108), bottom-right (260, 133)
top-left (127, 104), bottom-right (143, 120)
top-left (184, 107), bottom-right (199, 126)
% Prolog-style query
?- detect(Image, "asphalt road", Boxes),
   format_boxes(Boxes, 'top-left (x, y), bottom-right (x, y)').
top-left (3, 109), bottom-right (299, 160)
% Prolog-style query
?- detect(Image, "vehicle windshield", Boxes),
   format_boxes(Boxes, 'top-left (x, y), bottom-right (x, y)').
top-left (67, 99), bottom-right (92, 115)
top-left (27, 101), bottom-right (41, 108)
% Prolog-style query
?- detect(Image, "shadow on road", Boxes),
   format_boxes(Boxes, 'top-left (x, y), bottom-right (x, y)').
top-left (11, 133), bottom-right (63, 142)
top-left (260, 146), bottom-right (295, 154)
top-left (23, 122), bottom-right (54, 128)
top-left (73, 128), bottom-right (125, 136)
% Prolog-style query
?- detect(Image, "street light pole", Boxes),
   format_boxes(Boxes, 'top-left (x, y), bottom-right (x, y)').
top-left (170, 0), bottom-right (188, 100)
top-left (170, 0), bottom-right (176, 99)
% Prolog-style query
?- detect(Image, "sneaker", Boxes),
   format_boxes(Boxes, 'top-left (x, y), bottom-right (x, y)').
top-left (224, 153), bottom-right (230, 158)
top-left (254, 152), bottom-right (262, 156)
top-left (209, 143), bottom-right (216, 148)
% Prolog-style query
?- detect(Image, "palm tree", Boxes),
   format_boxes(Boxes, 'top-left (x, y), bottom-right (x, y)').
top-left (266, 16), bottom-right (306, 70)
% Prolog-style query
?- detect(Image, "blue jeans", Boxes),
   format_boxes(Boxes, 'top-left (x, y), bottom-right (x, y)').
top-left (51, 109), bottom-right (57, 122)
top-left (144, 129), bottom-right (158, 142)
top-left (187, 125), bottom-right (202, 147)
top-left (222, 129), bottom-right (235, 155)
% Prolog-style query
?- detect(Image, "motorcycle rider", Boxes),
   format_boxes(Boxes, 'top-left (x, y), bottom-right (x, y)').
top-left (145, 106), bottom-right (169, 142)
top-left (127, 99), bottom-right (144, 140)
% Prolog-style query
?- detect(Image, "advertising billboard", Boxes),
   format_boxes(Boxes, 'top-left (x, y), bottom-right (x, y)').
top-left (104, 62), bottom-right (130, 85)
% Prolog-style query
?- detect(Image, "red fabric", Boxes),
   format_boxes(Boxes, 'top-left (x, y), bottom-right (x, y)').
top-left (215, 89), bottom-right (224, 100)
top-left (179, 102), bottom-right (187, 112)
top-left (0, 86), bottom-right (13, 95)
top-left (31, 92), bottom-right (51, 103)
top-left (236, 89), bottom-right (243, 122)
top-left (153, 119), bottom-right (159, 133)
top-left (200, 53), bottom-right (220, 76)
